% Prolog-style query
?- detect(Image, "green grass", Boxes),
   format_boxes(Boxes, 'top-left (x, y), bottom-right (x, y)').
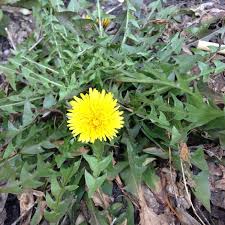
top-left (0, 0), bottom-right (225, 224)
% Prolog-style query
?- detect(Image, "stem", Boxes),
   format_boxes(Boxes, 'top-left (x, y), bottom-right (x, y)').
top-left (180, 160), bottom-right (207, 225)
top-left (92, 140), bottom-right (105, 160)
top-left (97, 0), bottom-right (103, 37)
top-left (49, 9), bottom-right (67, 82)
top-left (22, 56), bottom-right (59, 74)
top-left (0, 96), bottom-right (43, 110)
top-left (7, 61), bottom-right (63, 88)
top-left (116, 77), bottom-right (195, 96)
top-left (122, 0), bottom-right (129, 46)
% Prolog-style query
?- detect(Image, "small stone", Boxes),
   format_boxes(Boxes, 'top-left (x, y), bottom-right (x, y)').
top-left (3, 49), bottom-right (10, 57)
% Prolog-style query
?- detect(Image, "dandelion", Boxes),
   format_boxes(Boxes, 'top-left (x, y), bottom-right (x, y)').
top-left (85, 15), bottom-right (111, 29)
top-left (97, 18), bottom-right (111, 29)
top-left (67, 88), bottom-right (124, 143)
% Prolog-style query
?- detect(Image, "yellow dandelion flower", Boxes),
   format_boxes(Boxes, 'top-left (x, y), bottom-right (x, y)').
top-left (85, 15), bottom-right (111, 29)
top-left (67, 88), bottom-right (124, 143)
top-left (96, 18), bottom-right (111, 29)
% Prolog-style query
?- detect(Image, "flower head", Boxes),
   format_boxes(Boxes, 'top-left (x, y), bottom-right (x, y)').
top-left (67, 88), bottom-right (124, 143)
top-left (85, 15), bottom-right (111, 29)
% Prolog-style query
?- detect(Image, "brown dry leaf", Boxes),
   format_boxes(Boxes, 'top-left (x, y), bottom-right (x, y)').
top-left (75, 213), bottom-right (85, 225)
top-left (211, 191), bottom-right (225, 209)
top-left (1, 6), bottom-right (31, 16)
top-left (18, 190), bottom-right (34, 225)
top-left (179, 143), bottom-right (190, 163)
top-left (138, 185), bottom-right (170, 225)
top-left (182, 43), bottom-right (193, 55)
top-left (214, 165), bottom-right (225, 190)
top-left (92, 189), bottom-right (113, 209)
top-left (161, 168), bottom-right (191, 210)
top-left (176, 208), bottom-right (201, 225)
top-left (204, 145), bottom-right (224, 159)
top-left (32, 190), bottom-right (45, 198)
top-left (161, 168), bottom-right (178, 198)
top-left (150, 19), bottom-right (169, 25)
top-left (208, 162), bottom-right (222, 177)
top-left (142, 185), bottom-right (161, 214)
top-left (72, 146), bottom-right (89, 156)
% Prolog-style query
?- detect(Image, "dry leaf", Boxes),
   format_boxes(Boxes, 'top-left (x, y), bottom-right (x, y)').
top-left (92, 189), bottom-right (113, 209)
top-left (197, 40), bottom-right (225, 55)
top-left (19, 190), bottom-right (34, 225)
top-left (32, 190), bottom-right (45, 198)
top-left (214, 165), bottom-right (225, 190)
top-left (176, 208), bottom-right (201, 225)
top-left (142, 186), bottom-right (161, 214)
top-left (150, 19), bottom-right (169, 25)
top-left (179, 143), bottom-right (190, 163)
top-left (75, 213), bottom-right (85, 225)
top-left (138, 185), bottom-right (170, 225)
top-left (72, 146), bottom-right (89, 156)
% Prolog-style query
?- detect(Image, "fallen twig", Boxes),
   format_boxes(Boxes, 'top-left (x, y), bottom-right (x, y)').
top-left (5, 28), bottom-right (16, 50)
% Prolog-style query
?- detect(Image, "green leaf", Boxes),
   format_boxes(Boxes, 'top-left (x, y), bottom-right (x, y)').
top-left (214, 60), bottom-right (225, 74)
top-left (170, 126), bottom-right (182, 145)
top-left (43, 94), bottom-right (56, 109)
top-left (171, 94), bottom-right (185, 120)
top-left (191, 148), bottom-right (208, 171)
top-left (0, 163), bottom-right (14, 180)
top-left (0, 181), bottom-right (22, 194)
top-left (83, 154), bottom-right (112, 177)
top-left (0, 65), bottom-right (16, 90)
top-left (174, 54), bottom-right (200, 73)
top-left (107, 161), bottom-right (128, 179)
top-left (37, 154), bottom-right (53, 177)
top-left (0, 0), bottom-right (21, 4)
top-left (64, 184), bottom-right (78, 191)
top-left (126, 198), bottom-right (135, 225)
top-left (192, 171), bottom-right (211, 212)
top-left (143, 167), bottom-right (160, 191)
top-left (0, 9), bottom-right (3, 21)
top-left (55, 154), bottom-right (66, 168)
top-left (30, 202), bottom-right (45, 225)
top-left (20, 164), bottom-right (43, 188)
top-left (67, 0), bottom-right (79, 12)
top-left (158, 111), bottom-right (170, 127)
top-left (3, 142), bottom-right (15, 159)
top-left (198, 62), bottom-right (212, 81)
top-left (143, 147), bottom-right (168, 159)
top-left (84, 170), bottom-right (106, 198)
top-left (45, 192), bottom-right (56, 209)
top-left (51, 176), bottom-right (61, 198)
top-left (50, 0), bottom-right (64, 11)
top-left (60, 160), bottom-right (81, 185)
top-left (186, 101), bottom-right (224, 127)
top-left (21, 144), bottom-right (44, 154)
top-left (122, 138), bottom-right (146, 195)
top-left (44, 210), bottom-right (61, 223)
top-left (22, 100), bottom-right (34, 126)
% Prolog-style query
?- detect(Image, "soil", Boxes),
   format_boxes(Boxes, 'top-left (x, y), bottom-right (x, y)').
top-left (4, 194), bottom-right (20, 225)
